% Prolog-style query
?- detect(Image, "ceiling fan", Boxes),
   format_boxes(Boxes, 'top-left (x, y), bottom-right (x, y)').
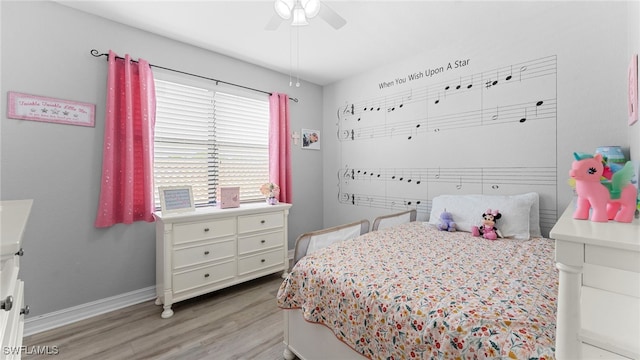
top-left (265, 0), bottom-right (347, 30)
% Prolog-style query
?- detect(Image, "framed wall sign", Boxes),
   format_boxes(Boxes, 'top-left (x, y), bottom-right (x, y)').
top-left (7, 92), bottom-right (96, 127)
top-left (159, 186), bottom-right (195, 214)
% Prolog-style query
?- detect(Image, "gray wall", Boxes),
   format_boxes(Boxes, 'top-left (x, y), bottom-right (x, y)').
top-left (322, 1), bottom-right (639, 230)
top-left (0, 1), bottom-right (324, 317)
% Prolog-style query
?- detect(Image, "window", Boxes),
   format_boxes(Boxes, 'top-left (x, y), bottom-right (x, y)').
top-left (153, 76), bottom-right (269, 209)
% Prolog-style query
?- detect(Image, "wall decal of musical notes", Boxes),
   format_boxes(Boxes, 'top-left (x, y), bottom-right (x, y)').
top-left (333, 55), bottom-right (558, 235)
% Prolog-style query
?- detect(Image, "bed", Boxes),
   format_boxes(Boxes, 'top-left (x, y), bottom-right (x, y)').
top-left (277, 193), bottom-right (558, 360)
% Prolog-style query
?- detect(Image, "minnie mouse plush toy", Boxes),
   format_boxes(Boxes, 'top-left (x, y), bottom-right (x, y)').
top-left (471, 209), bottom-right (503, 240)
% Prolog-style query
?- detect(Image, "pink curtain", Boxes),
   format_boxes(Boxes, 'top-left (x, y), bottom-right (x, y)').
top-left (95, 50), bottom-right (156, 227)
top-left (269, 93), bottom-right (292, 203)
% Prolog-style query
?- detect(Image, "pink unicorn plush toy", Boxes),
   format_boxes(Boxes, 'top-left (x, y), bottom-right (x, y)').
top-left (570, 152), bottom-right (636, 222)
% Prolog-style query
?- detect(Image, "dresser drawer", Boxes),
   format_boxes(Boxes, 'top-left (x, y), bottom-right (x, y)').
top-left (238, 212), bottom-right (283, 234)
top-left (1, 280), bottom-right (23, 353)
top-left (238, 249), bottom-right (283, 275)
top-left (581, 286), bottom-right (640, 357)
top-left (238, 231), bottom-right (284, 256)
top-left (585, 244), bottom-right (640, 273)
top-left (173, 218), bottom-right (236, 245)
top-left (173, 240), bottom-right (235, 270)
top-left (173, 260), bottom-right (236, 293)
top-left (0, 257), bottom-right (18, 301)
top-left (581, 343), bottom-right (631, 359)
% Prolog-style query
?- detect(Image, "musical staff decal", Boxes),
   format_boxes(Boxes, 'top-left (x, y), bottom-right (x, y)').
top-left (334, 55), bottom-right (558, 235)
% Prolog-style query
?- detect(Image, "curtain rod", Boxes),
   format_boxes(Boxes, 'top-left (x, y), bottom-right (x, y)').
top-left (90, 49), bottom-right (298, 103)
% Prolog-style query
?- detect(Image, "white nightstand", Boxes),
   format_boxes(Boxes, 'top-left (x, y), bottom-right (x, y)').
top-left (551, 202), bottom-right (640, 360)
top-left (1, 199), bottom-right (33, 360)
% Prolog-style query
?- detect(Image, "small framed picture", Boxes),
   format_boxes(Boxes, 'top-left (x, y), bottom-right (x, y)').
top-left (218, 186), bottom-right (240, 209)
top-left (302, 129), bottom-right (320, 150)
top-left (159, 186), bottom-right (195, 214)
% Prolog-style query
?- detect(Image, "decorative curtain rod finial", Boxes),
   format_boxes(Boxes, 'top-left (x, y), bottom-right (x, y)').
top-left (90, 49), bottom-right (107, 58)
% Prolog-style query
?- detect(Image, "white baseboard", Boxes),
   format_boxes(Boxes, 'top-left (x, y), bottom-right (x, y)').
top-left (25, 251), bottom-right (295, 337)
top-left (24, 286), bottom-right (156, 337)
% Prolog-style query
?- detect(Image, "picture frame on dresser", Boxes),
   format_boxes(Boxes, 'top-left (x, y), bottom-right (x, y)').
top-left (158, 186), bottom-right (195, 214)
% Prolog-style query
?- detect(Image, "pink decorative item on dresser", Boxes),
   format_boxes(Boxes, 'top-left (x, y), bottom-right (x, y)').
top-left (218, 187), bottom-right (240, 209)
top-left (570, 152), bottom-right (636, 222)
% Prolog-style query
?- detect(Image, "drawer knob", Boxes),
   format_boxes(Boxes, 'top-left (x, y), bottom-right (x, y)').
top-left (261, 259), bottom-right (266, 263)
top-left (260, 239), bottom-right (266, 244)
top-left (204, 273), bottom-right (210, 278)
top-left (260, 220), bottom-right (266, 224)
top-left (1, 296), bottom-right (13, 311)
top-left (204, 228), bottom-right (210, 232)
top-left (204, 251), bottom-right (210, 255)
top-left (21, 305), bottom-right (30, 315)
top-left (15, 248), bottom-right (24, 256)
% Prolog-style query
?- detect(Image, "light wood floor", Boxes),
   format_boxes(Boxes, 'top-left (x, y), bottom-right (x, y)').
top-left (23, 273), bottom-right (288, 360)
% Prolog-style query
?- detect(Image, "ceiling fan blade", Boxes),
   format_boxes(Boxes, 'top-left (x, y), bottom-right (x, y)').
top-left (265, 13), bottom-right (284, 31)
top-left (318, 2), bottom-right (346, 29)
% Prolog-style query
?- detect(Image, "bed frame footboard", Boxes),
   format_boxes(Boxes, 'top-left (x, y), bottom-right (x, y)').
top-left (282, 309), bottom-right (365, 360)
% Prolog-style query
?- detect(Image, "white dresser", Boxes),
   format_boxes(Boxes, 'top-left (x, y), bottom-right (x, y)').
top-left (1, 200), bottom-right (32, 360)
top-left (154, 202), bottom-right (291, 318)
top-left (551, 202), bottom-right (640, 360)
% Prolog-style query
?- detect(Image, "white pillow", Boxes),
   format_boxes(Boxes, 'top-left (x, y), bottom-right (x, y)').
top-left (428, 193), bottom-right (538, 240)
top-left (529, 194), bottom-right (542, 238)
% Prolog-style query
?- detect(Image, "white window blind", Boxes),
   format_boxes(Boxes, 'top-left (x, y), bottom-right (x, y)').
top-left (153, 78), bottom-right (269, 209)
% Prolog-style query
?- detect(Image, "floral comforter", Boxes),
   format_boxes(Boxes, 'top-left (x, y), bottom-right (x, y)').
top-left (277, 222), bottom-right (558, 359)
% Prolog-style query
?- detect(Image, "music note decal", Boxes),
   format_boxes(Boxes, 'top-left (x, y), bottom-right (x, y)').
top-left (519, 66), bottom-right (527, 81)
top-left (491, 106), bottom-right (499, 121)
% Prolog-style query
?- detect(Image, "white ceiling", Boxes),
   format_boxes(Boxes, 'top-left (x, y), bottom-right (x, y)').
top-left (54, 0), bottom-right (556, 86)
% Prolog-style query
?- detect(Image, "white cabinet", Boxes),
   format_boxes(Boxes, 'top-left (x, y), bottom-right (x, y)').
top-left (0, 200), bottom-right (33, 360)
top-left (154, 202), bottom-right (291, 318)
top-left (551, 202), bottom-right (640, 360)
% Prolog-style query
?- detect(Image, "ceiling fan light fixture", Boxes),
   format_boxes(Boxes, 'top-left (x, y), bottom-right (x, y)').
top-left (302, 0), bottom-right (320, 18)
top-left (274, 0), bottom-right (294, 19)
top-left (291, 6), bottom-right (309, 26)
